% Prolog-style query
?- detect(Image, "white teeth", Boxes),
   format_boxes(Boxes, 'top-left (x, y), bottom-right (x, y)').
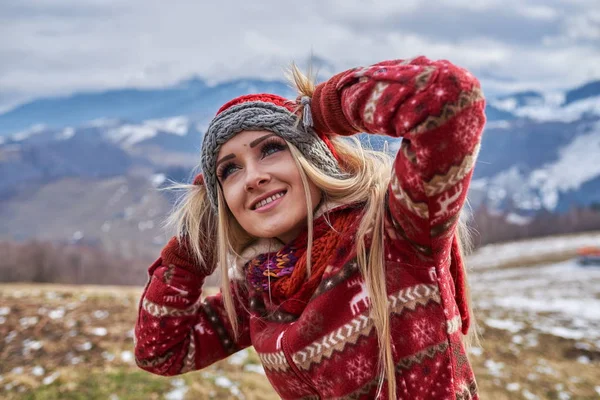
top-left (254, 192), bottom-right (285, 209)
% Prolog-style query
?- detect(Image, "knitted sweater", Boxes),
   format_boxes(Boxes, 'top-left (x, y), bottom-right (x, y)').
top-left (134, 56), bottom-right (486, 399)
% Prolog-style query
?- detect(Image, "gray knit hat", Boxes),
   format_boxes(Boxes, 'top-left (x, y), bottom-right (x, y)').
top-left (200, 93), bottom-right (344, 211)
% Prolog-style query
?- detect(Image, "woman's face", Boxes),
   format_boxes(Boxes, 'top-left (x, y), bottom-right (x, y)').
top-left (216, 130), bottom-right (322, 243)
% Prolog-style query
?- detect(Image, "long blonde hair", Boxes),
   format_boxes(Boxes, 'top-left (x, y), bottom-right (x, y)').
top-left (165, 65), bottom-right (477, 399)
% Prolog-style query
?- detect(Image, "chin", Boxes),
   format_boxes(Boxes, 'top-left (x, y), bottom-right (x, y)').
top-left (250, 217), bottom-right (306, 242)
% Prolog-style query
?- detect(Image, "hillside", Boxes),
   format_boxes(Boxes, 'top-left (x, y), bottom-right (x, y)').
top-left (1, 232), bottom-right (599, 399)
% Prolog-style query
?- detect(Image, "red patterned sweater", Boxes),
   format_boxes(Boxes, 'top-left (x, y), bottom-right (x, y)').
top-left (135, 56), bottom-right (486, 399)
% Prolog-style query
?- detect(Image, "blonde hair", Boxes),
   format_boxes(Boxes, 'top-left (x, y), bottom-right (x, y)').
top-left (165, 64), bottom-right (477, 400)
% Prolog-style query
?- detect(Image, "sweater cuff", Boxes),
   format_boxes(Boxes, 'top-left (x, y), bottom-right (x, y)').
top-left (312, 71), bottom-right (357, 137)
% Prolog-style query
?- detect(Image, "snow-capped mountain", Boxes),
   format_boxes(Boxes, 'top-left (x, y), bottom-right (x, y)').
top-left (489, 80), bottom-right (600, 123)
top-left (0, 77), bottom-right (294, 137)
top-left (471, 117), bottom-right (600, 215)
top-left (462, 79), bottom-right (600, 223)
top-left (0, 115), bottom-right (207, 197)
top-left (0, 76), bottom-right (599, 256)
top-left (1, 116), bottom-right (199, 149)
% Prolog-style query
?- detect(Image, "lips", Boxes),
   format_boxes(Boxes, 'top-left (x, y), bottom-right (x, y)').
top-left (251, 190), bottom-right (287, 210)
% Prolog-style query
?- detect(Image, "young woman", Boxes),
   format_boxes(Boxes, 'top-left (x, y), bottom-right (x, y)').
top-left (134, 56), bottom-right (486, 399)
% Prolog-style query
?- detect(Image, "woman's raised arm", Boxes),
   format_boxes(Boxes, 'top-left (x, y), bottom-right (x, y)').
top-left (134, 237), bottom-right (251, 375)
top-left (311, 56), bottom-right (486, 259)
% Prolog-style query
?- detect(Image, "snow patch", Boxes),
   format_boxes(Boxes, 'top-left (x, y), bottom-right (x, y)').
top-left (93, 310), bottom-right (109, 319)
top-left (228, 349), bottom-right (249, 365)
top-left (11, 124), bottom-right (47, 142)
top-left (484, 359), bottom-right (505, 377)
top-left (243, 364), bottom-right (265, 375)
top-left (529, 122), bottom-right (600, 197)
top-left (106, 116), bottom-right (190, 147)
top-left (214, 376), bottom-right (234, 388)
top-left (22, 339), bottom-right (43, 355)
top-left (90, 327), bottom-right (108, 336)
top-left (165, 378), bottom-right (188, 400)
top-left (43, 371), bottom-right (60, 385)
top-left (120, 351), bottom-right (134, 363)
top-left (505, 213), bottom-right (533, 226)
top-left (77, 342), bottom-right (92, 351)
top-left (214, 376), bottom-right (242, 398)
top-left (146, 116), bottom-right (189, 136)
top-left (56, 127), bottom-right (75, 140)
top-left (19, 316), bottom-right (39, 328)
top-left (492, 91), bottom-right (600, 122)
top-left (485, 318), bottom-right (524, 333)
top-left (468, 232), bottom-right (600, 270)
top-left (506, 382), bottom-right (520, 392)
top-left (48, 308), bottom-right (65, 320)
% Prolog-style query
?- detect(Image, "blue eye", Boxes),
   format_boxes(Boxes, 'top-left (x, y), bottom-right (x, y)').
top-left (261, 139), bottom-right (287, 158)
top-left (217, 162), bottom-right (238, 181)
top-left (217, 138), bottom-right (286, 182)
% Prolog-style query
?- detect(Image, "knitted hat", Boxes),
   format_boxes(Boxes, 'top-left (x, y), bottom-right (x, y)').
top-left (201, 93), bottom-right (344, 211)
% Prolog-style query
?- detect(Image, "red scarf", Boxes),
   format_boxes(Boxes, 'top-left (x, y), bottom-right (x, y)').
top-left (245, 205), bottom-right (361, 316)
top-left (244, 204), bottom-right (470, 333)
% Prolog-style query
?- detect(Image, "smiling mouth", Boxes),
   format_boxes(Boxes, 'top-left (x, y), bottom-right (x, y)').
top-left (252, 191), bottom-right (287, 210)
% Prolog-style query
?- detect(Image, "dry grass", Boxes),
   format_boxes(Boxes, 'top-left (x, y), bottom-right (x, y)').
top-left (1, 239), bottom-right (599, 399)
top-left (0, 283), bottom-right (278, 400)
top-left (470, 325), bottom-right (600, 399)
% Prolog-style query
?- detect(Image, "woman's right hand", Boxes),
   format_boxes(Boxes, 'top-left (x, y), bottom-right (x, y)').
top-left (160, 235), bottom-right (215, 276)
top-left (159, 172), bottom-right (218, 276)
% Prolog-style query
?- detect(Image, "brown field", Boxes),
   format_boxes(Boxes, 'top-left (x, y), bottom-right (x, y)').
top-left (1, 237), bottom-right (599, 399)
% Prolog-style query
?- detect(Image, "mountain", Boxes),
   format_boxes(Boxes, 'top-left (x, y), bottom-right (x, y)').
top-left (1, 76), bottom-right (599, 259)
top-left (473, 79), bottom-right (600, 219)
top-left (0, 116), bottom-right (205, 198)
top-left (471, 116), bottom-right (600, 214)
top-left (489, 81), bottom-right (600, 123)
top-left (564, 80), bottom-right (600, 105)
top-left (0, 78), bottom-right (294, 137)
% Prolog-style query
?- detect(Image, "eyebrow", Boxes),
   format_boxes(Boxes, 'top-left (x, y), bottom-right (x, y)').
top-left (216, 153), bottom-right (235, 167)
top-left (249, 133), bottom-right (277, 148)
top-left (216, 133), bottom-right (278, 167)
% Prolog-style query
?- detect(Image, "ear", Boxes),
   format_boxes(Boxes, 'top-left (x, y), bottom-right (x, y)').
top-left (193, 173), bottom-right (204, 186)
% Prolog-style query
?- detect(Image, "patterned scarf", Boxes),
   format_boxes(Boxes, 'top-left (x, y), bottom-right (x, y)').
top-left (242, 202), bottom-right (470, 330)
top-left (244, 204), bottom-right (362, 316)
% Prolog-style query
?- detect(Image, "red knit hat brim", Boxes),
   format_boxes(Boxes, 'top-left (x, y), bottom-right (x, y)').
top-left (217, 94), bottom-right (296, 115)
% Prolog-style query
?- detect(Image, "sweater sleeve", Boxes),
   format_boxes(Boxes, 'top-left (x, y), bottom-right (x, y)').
top-left (311, 56), bottom-right (486, 260)
top-left (134, 237), bottom-right (251, 376)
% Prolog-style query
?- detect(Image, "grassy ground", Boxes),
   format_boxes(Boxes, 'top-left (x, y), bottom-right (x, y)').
top-left (1, 248), bottom-right (599, 399)
top-left (0, 283), bottom-right (279, 400)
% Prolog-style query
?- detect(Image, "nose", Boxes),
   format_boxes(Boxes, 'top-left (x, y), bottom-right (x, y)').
top-left (244, 163), bottom-right (270, 192)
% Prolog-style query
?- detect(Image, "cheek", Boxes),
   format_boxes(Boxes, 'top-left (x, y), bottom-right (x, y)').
top-left (222, 184), bottom-right (243, 214)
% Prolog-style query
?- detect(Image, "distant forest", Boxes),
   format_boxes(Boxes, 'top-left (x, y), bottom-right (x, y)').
top-left (1, 205), bottom-right (599, 286)
top-left (471, 204), bottom-right (600, 246)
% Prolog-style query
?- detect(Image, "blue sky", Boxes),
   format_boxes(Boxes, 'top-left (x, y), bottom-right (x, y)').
top-left (0, 0), bottom-right (598, 111)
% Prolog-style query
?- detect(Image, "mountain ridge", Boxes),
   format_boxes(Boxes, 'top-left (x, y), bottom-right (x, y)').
top-left (1, 76), bottom-right (599, 258)
top-left (3, 74), bottom-right (599, 137)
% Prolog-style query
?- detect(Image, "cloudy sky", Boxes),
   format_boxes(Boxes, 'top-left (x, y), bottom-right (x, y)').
top-left (0, 0), bottom-right (599, 111)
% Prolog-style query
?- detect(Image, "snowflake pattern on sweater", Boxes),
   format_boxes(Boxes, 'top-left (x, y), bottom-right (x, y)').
top-left (135, 56), bottom-right (486, 399)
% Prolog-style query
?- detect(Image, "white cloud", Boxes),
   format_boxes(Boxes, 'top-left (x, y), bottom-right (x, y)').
top-left (440, 0), bottom-right (501, 11)
top-left (517, 5), bottom-right (560, 20)
top-left (0, 0), bottom-right (598, 110)
top-left (564, 12), bottom-right (600, 40)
